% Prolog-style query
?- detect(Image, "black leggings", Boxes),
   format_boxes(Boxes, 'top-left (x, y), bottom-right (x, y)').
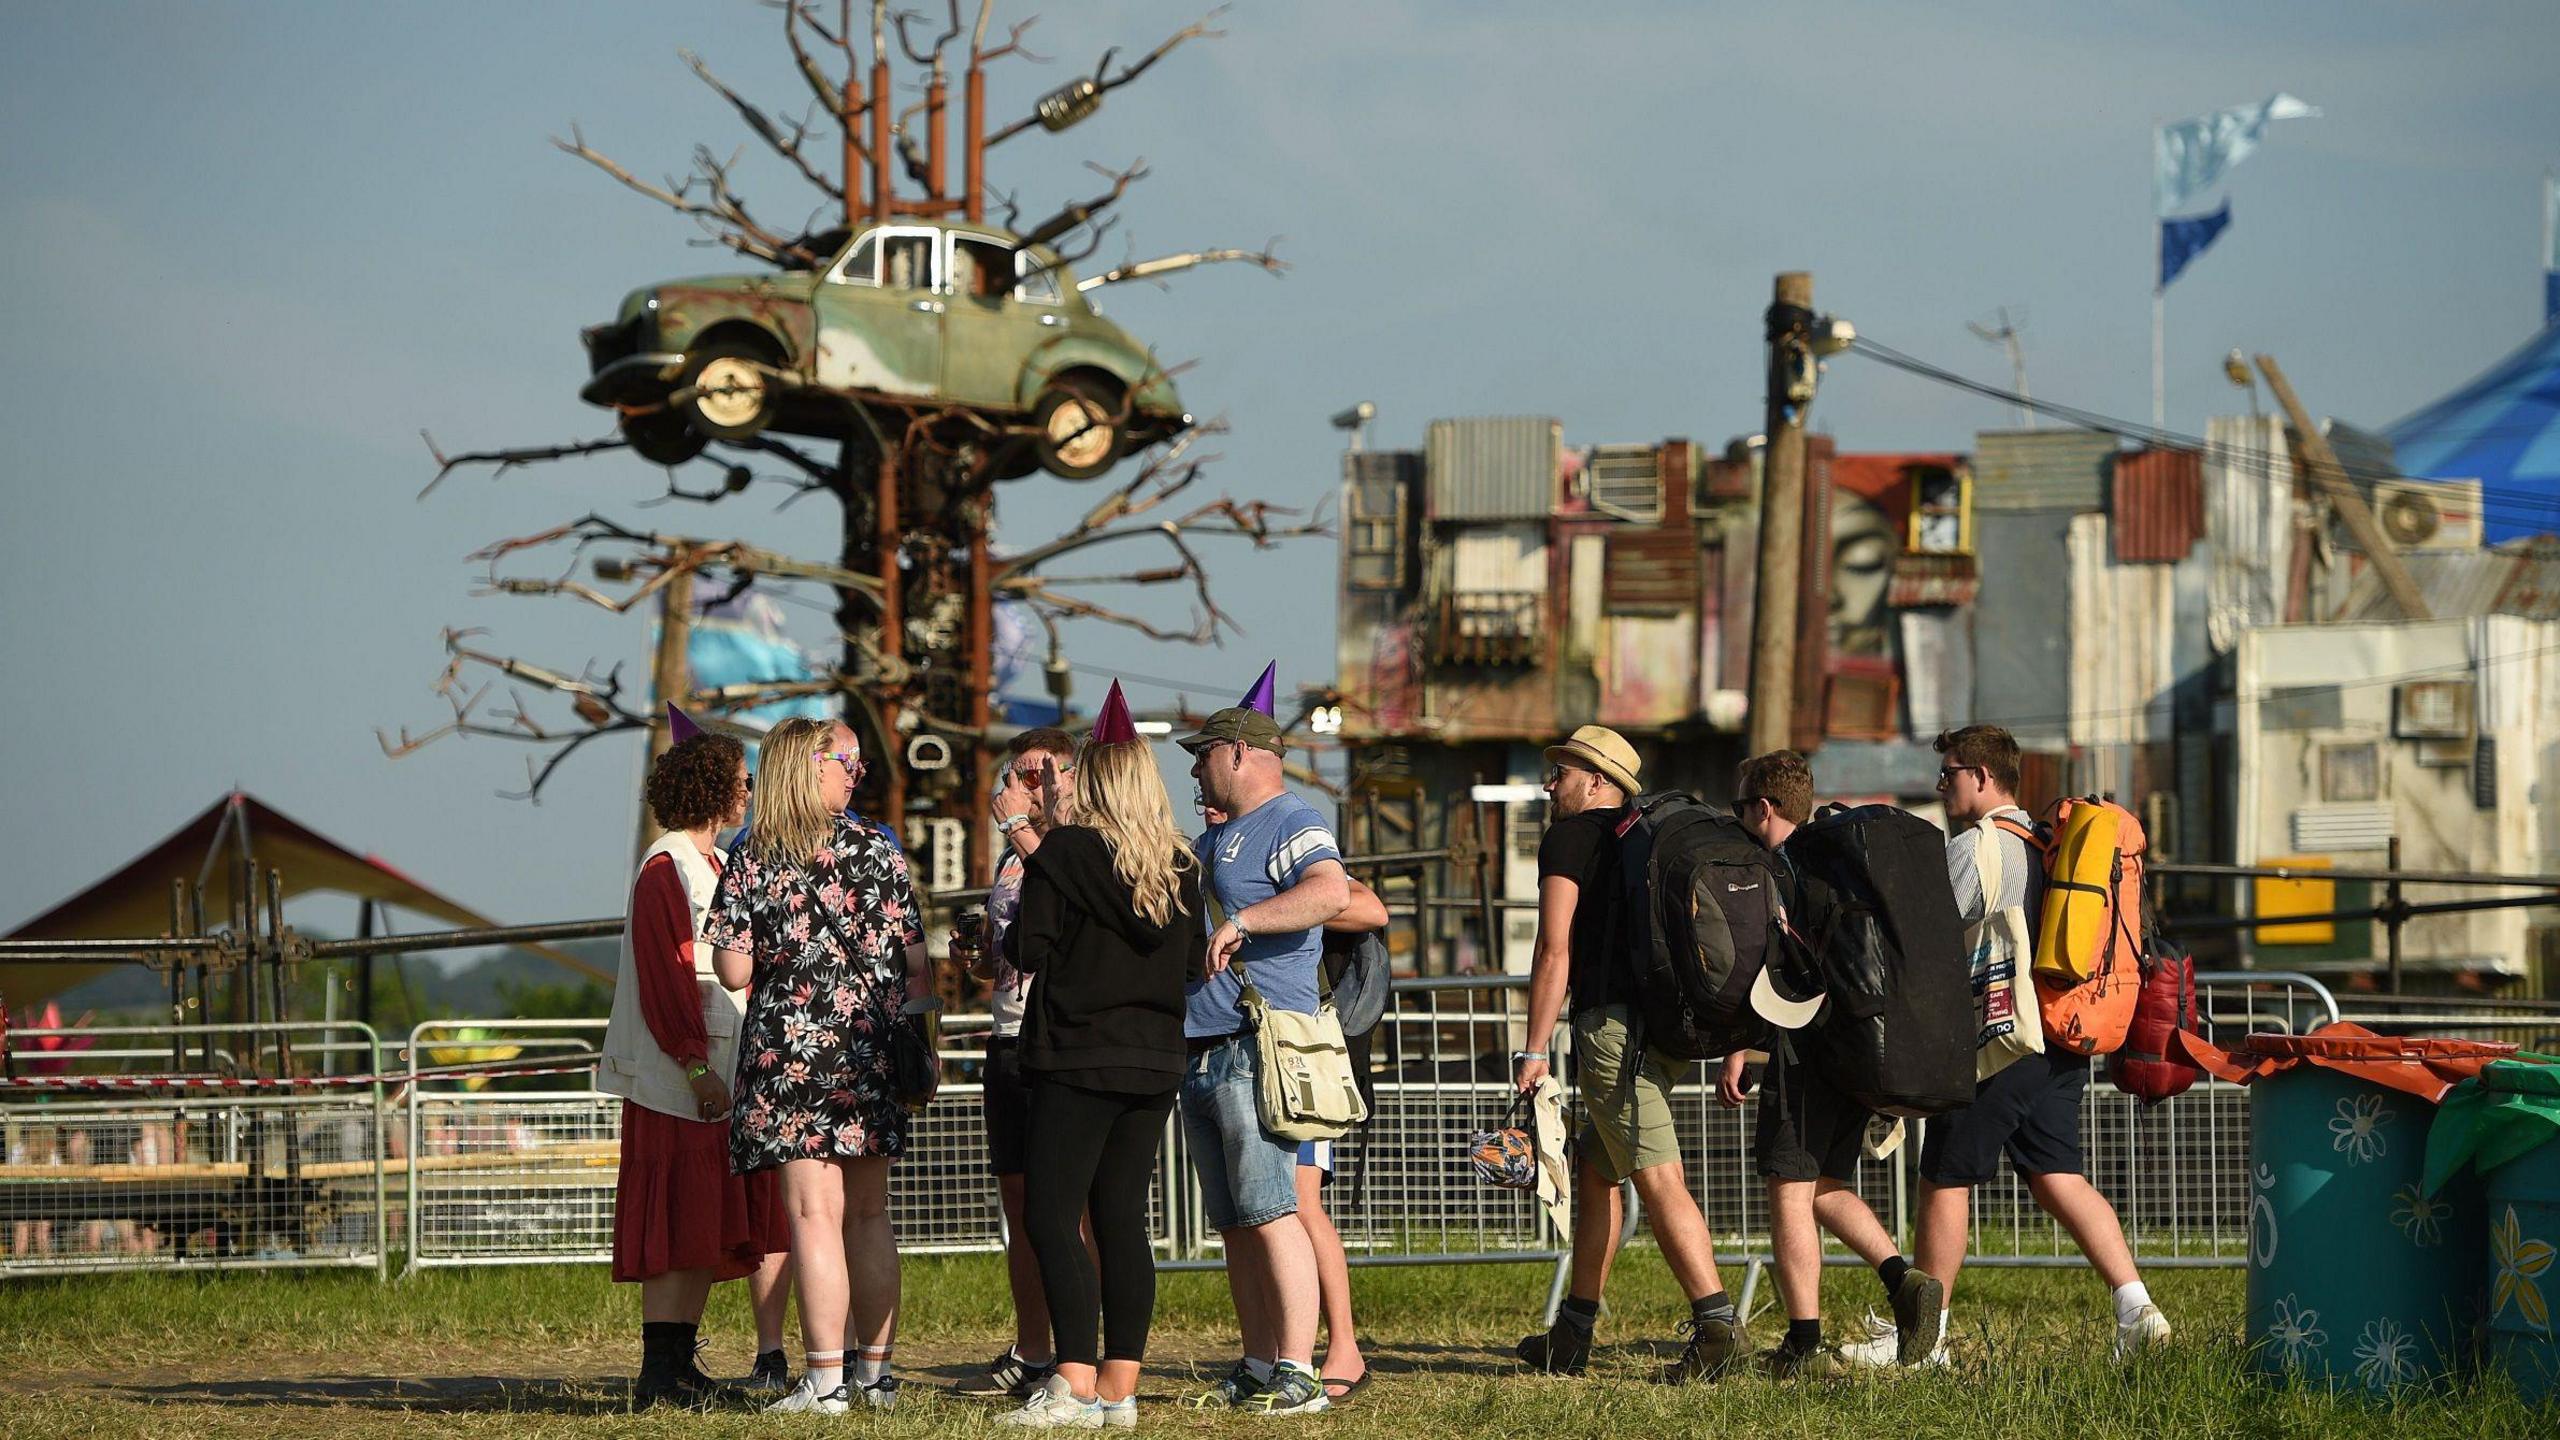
top-left (1020, 1076), bottom-right (1173, 1366)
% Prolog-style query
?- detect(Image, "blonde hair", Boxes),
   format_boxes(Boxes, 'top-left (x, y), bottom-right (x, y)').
top-left (1072, 740), bottom-right (1196, 927)
top-left (745, 716), bottom-right (844, 863)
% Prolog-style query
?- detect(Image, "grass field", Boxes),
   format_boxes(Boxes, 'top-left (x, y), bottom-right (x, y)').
top-left (0, 1252), bottom-right (2552, 1439)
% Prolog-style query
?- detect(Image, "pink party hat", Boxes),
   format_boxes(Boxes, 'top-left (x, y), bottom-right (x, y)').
top-left (667, 703), bottom-right (705, 744)
top-left (1090, 681), bottom-right (1140, 745)
top-left (1238, 662), bottom-right (1277, 717)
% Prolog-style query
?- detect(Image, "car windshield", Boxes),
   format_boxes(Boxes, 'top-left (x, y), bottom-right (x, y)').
top-left (832, 233), bottom-right (878, 285)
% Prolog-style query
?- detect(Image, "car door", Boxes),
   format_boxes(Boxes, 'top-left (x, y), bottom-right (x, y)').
top-left (938, 232), bottom-right (1053, 413)
top-left (809, 225), bottom-right (944, 398)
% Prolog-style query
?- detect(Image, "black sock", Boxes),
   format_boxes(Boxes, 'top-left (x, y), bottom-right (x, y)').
top-left (1878, 1255), bottom-right (1912, 1298)
top-left (1691, 1291), bottom-right (1737, 1326)
top-left (1558, 1295), bottom-right (1599, 1331)
top-left (1784, 1318), bottom-right (1822, 1355)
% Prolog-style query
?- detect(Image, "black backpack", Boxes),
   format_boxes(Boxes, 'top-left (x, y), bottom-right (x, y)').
top-left (1617, 791), bottom-right (1785, 1062)
top-left (1780, 803), bottom-right (1973, 1118)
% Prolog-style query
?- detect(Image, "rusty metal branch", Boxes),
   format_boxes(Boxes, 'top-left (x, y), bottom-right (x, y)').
top-left (682, 47), bottom-right (843, 200)
top-left (418, 430), bottom-right (630, 501)
top-left (552, 124), bottom-right (821, 268)
top-left (1078, 238), bottom-right (1287, 291)
top-left (986, 6), bottom-right (1220, 147)
top-left (894, 1), bottom-right (961, 67)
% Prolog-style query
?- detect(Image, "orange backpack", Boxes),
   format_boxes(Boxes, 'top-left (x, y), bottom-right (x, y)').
top-left (2026, 796), bottom-right (2146, 1057)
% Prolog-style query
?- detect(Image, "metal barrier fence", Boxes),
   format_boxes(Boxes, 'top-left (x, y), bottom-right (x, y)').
top-left (0, 970), bottom-right (2355, 1289)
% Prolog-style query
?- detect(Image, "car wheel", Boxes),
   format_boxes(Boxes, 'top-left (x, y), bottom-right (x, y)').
top-left (622, 408), bottom-right (708, 466)
top-left (1031, 377), bottom-right (1124, 481)
top-left (680, 340), bottom-right (778, 441)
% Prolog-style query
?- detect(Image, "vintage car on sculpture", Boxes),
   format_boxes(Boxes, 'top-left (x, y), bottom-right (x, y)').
top-left (579, 221), bottom-right (1189, 479)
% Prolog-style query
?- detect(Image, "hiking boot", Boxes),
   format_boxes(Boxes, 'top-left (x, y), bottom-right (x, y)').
top-left (1756, 1345), bottom-right (1844, 1380)
top-left (764, 1377), bottom-right (850, 1415)
top-left (2113, 1304), bottom-right (2172, 1361)
top-left (997, 1373), bottom-right (1104, 1428)
top-left (988, 1346), bottom-right (1058, 1398)
top-left (1839, 1310), bottom-right (1950, 1370)
top-left (635, 1337), bottom-right (744, 1411)
top-left (1657, 1315), bottom-right (1745, 1384)
top-left (1891, 1268), bottom-right (1947, 1366)
top-left (1237, 1364), bottom-right (1330, 1416)
top-left (1516, 1319), bottom-right (1594, 1375)
top-left (736, 1348), bottom-right (791, 1395)
top-left (1184, 1359), bottom-right (1265, 1408)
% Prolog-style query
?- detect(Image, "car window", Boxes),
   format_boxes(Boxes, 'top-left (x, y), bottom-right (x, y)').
top-left (883, 233), bottom-right (937, 291)
top-left (951, 237), bottom-right (1015, 302)
top-left (831, 233), bottom-right (880, 286)
top-left (1013, 252), bottom-right (1062, 305)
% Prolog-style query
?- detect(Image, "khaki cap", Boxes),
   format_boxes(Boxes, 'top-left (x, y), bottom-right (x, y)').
top-left (1176, 706), bottom-right (1287, 756)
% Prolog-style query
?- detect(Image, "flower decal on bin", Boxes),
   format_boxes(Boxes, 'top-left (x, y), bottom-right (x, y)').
top-left (2266, 1294), bottom-right (2326, 1370)
top-left (2327, 1093), bottom-right (2393, 1166)
top-left (2491, 1205), bottom-right (2555, 1336)
top-left (2388, 1184), bottom-right (2451, 1248)
top-left (2351, 1317), bottom-right (2416, 1390)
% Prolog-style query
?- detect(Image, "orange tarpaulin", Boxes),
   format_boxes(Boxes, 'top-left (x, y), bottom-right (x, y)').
top-left (3, 791), bottom-right (603, 1010)
top-left (2171, 1022), bottom-right (2514, 1106)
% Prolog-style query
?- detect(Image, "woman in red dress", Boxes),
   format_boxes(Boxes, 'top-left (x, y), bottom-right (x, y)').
top-left (600, 732), bottom-right (783, 1409)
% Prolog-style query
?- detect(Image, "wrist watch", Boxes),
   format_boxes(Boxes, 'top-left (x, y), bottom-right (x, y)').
top-left (1232, 913), bottom-right (1253, 940)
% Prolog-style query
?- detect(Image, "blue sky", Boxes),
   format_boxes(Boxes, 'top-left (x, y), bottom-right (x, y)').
top-left (4, 1), bottom-right (2556, 939)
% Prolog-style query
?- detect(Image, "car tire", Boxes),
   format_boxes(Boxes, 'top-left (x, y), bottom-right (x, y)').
top-left (622, 408), bottom-right (709, 466)
top-left (680, 339), bottom-right (779, 442)
top-left (1030, 376), bottom-right (1125, 481)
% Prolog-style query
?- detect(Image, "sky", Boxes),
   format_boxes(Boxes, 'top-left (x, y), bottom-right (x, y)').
top-left (4, 0), bottom-right (2557, 945)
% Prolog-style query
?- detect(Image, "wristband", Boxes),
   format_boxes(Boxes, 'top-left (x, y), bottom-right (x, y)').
top-left (1231, 914), bottom-right (1253, 941)
top-left (997, 814), bottom-right (1032, 835)
top-left (686, 1061), bottom-right (712, 1080)
top-left (1513, 1050), bottom-right (1549, 1063)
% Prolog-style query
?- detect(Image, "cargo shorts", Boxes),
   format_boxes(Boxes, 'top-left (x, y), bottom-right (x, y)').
top-left (1571, 1004), bottom-right (1688, 1183)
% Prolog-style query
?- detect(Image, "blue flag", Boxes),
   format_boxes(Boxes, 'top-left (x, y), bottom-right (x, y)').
top-left (2160, 202), bottom-right (2233, 292)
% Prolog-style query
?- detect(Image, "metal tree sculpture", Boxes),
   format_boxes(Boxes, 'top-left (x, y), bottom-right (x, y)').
top-left (385, 0), bottom-right (1311, 886)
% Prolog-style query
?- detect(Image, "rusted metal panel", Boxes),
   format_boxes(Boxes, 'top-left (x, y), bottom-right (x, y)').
top-left (1426, 417), bottom-right (1561, 521)
top-left (1973, 428), bottom-right (2116, 512)
top-left (1598, 614), bottom-right (1695, 729)
top-left (1886, 551), bottom-right (1979, 608)
top-left (2111, 447), bottom-right (2206, 563)
top-left (2333, 543), bottom-right (2560, 622)
top-left (1602, 528), bottom-right (1697, 613)
top-left (1823, 655), bottom-right (1901, 741)
top-left (1792, 436), bottom-right (1836, 753)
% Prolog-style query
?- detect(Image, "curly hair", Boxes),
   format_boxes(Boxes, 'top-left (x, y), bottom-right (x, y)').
top-left (646, 734), bottom-right (747, 832)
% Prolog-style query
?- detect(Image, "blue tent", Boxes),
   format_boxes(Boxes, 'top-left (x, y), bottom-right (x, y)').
top-left (2387, 321), bottom-right (2560, 543)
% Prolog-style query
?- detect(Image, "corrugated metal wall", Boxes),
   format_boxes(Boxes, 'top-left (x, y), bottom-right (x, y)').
top-left (2204, 414), bottom-right (2296, 651)
top-left (1426, 417), bottom-right (1561, 521)
top-left (1973, 429), bottom-right (2116, 512)
top-left (1971, 509), bottom-right (2077, 747)
top-left (1448, 524), bottom-right (1548, 593)
top-left (2111, 448), bottom-right (2206, 563)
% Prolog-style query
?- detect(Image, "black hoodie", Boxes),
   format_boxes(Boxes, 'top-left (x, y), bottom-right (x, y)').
top-left (1002, 825), bottom-right (1208, 1093)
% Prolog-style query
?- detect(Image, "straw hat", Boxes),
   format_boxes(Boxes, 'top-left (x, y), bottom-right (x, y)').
top-left (1542, 725), bottom-right (1641, 798)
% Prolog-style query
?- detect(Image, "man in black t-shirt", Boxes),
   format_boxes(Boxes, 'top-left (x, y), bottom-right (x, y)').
top-left (1512, 726), bottom-right (1742, 1385)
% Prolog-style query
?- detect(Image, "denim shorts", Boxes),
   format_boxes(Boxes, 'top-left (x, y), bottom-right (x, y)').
top-left (1179, 1032), bottom-right (1301, 1230)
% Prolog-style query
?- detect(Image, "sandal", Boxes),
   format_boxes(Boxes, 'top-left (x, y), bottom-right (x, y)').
top-left (1320, 1371), bottom-right (1371, 1404)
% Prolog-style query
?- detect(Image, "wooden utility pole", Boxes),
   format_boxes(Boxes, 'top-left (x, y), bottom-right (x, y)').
top-left (2254, 354), bottom-right (2432, 621)
top-left (1749, 272), bottom-right (1816, 756)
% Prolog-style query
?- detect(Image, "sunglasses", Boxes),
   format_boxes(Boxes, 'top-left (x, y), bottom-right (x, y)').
top-left (1008, 762), bottom-right (1073, 786)
top-left (1544, 763), bottom-right (1593, 785)
top-left (1935, 765), bottom-right (1981, 786)
top-left (815, 750), bottom-right (864, 774)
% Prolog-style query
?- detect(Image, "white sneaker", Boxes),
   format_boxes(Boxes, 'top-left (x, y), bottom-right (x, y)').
top-left (1838, 1310), bottom-right (1950, 1370)
top-left (998, 1374), bottom-right (1104, 1428)
top-left (2113, 1303), bottom-right (2172, 1360)
top-left (863, 1374), bottom-right (902, 1410)
top-left (766, 1376), bottom-right (850, 1415)
top-left (1100, 1396), bottom-right (1137, 1428)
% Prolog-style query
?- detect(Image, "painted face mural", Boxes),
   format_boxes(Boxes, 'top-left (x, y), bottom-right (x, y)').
top-left (1829, 488), bottom-right (1896, 658)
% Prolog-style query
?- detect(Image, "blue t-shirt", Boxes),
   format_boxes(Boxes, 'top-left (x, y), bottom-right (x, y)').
top-left (1185, 792), bottom-right (1342, 1037)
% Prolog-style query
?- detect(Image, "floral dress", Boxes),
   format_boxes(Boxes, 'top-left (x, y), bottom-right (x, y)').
top-left (704, 811), bottom-right (924, 1172)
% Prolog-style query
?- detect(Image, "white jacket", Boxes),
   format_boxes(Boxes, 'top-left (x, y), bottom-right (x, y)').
top-left (598, 832), bottom-right (745, 1119)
